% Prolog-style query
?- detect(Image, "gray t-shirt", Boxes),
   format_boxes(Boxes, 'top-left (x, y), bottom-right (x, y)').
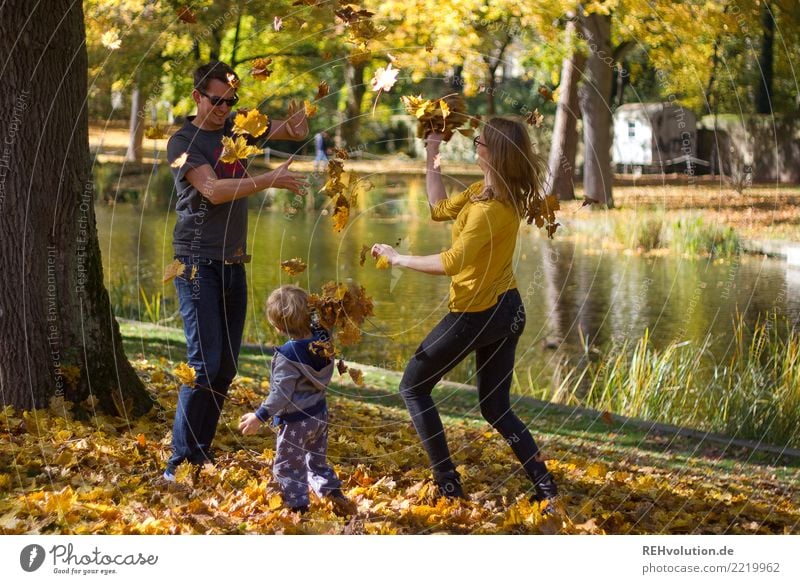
top-left (167, 116), bottom-right (269, 261)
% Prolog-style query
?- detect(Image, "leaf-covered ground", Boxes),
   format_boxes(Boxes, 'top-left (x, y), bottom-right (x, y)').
top-left (1, 322), bottom-right (798, 535)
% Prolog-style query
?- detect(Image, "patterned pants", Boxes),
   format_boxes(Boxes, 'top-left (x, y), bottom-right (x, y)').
top-left (273, 409), bottom-right (341, 508)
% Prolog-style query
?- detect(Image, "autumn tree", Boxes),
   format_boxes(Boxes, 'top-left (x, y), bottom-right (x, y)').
top-left (0, 2), bottom-right (151, 415)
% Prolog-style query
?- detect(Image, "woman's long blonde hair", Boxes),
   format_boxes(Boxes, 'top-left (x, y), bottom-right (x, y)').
top-left (476, 117), bottom-right (546, 224)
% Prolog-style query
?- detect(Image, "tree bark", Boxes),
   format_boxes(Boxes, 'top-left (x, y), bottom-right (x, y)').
top-left (0, 2), bottom-right (151, 415)
top-left (125, 84), bottom-right (146, 163)
top-left (547, 19), bottom-right (585, 201)
top-left (579, 10), bottom-right (614, 207)
top-left (341, 60), bottom-right (366, 147)
top-left (756, 2), bottom-right (775, 114)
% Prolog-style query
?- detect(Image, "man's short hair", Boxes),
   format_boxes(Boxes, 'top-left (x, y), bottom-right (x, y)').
top-left (266, 285), bottom-right (312, 337)
top-left (193, 61), bottom-right (238, 92)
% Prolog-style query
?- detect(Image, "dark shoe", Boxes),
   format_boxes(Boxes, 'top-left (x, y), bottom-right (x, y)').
top-left (435, 477), bottom-right (466, 499)
top-left (325, 489), bottom-right (356, 517)
top-left (529, 474), bottom-right (560, 517)
top-left (289, 505), bottom-right (310, 515)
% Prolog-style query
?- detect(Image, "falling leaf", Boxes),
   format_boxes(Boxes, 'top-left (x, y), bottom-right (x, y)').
top-left (233, 109), bottom-right (269, 138)
top-left (173, 362), bottom-right (196, 386)
top-left (170, 152), bottom-right (188, 168)
top-left (162, 259), bottom-right (184, 283)
top-left (439, 100), bottom-right (450, 121)
top-left (303, 100), bottom-right (318, 117)
top-left (359, 244), bottom-right (370, 267)
top-left (226, 73), bottom-right (240, 89)
top-left (538, 86), bottom-right (553, 101)
top-left (101, 31), bottom-right (121, 50)
top-left (524, 109), bottom-right (544, 128)
top-left (348, 368), bottom-right (364, 386)
top-left (280, 258), bottom-right (307, 275)
top-left (331, 195), bottom-right (350, 232)
top-left (337, 359), bottom-right (349, 375)
top-left (316, 81), bottom-right (330, 100)
top-left (582, 196), bottom-right (600, 207)
top-left (333, 147), bottom-right (349, 160)
top-left (370, 63), bottom-right (399, 93)
top-left (145, 125), bottom-right (167, 140)
top-left (375, 255), bottom-right (390, 270)
top-left (250, 58), bottom-right (273, 81)
top-left (273, 16), bottom-right (283, 31)
top-left (425, 39), bottom-right (434, 52)
top-left (176, 6), bottom-right (197, 24)
top-left (219, 136), bottom-right (261, 163)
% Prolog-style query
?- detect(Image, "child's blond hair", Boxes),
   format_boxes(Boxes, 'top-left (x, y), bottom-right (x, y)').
top-left (266, 285), bottom-right (312, 337)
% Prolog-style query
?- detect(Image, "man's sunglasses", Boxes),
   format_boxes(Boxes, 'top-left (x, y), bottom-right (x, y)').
top-left (198, 90), bottom-right (239, 108)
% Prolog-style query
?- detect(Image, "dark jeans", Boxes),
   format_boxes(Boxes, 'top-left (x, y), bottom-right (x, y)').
top-left (167, 256), bottom-right (247, 472)
top-left (400, 289), bottom-right (556, 497)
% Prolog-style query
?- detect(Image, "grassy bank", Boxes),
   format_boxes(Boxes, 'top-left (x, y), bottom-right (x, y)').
top-left (517, 316), bottom-right (800, 450)
top-left (1, 321), bottom-right (797, 534)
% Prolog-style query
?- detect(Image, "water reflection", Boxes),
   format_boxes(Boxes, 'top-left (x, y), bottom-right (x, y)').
top-left (96, 177), bottom-right (799, 394)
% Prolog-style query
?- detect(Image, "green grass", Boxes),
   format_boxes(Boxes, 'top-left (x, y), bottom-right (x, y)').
top-left (515, 315), bottom-right (800, 450)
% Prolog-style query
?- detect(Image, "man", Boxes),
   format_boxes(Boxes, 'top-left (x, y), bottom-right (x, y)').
top-left (313, 130), bottom-right (329, 172)
top-left (163, 61), bottom-right (308, 482)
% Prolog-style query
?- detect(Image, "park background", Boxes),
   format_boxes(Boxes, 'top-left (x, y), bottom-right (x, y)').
top-left (0, 0), bottom-right (799, 534)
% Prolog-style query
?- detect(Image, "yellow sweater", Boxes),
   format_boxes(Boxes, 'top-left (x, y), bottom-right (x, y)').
top-left (432, 181), bottom-right (520, 312)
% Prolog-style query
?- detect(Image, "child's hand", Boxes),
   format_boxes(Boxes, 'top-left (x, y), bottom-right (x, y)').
top-left (239, 413), bottom-right (263, 435)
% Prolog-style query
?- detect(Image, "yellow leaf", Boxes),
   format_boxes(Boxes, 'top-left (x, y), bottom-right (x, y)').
top-left (439, 99), bottom-right (450, 121)
top-left (280, 257), bottom-right (307, 275)
top-left (145, 125), bottom-right (167, 140)
top-left (348, 367), bottom-right (364, 386)
top-left (220, 136), bottom-right (261, 163)
top-left (170, 152), bottom-right (188, 168)
top-left (250, 58), bottom-right (273, 80)
top-left (375, 255), bottom-right (390, 269)
top-left (268, 493), bottom-right (283, 510)
top-left (233, 109), bottom-right (269, 138)
top-left (173, 362), bottom-right (196, 386)
top-left (303, 100), bottom-right (317, 117)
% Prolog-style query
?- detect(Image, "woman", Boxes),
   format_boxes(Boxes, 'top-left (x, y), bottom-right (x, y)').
top-left (372, 117), bottom-right (558, 508)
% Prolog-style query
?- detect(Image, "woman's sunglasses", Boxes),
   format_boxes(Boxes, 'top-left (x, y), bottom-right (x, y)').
top-left (198, 90), bottom-right (239, 108)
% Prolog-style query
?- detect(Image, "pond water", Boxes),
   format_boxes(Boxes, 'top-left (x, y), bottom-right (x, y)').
top-left (96, 174), bottom-right (800, 393)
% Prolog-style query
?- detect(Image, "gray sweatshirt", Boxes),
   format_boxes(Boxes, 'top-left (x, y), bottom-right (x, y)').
top-left (254, 329), bottom-right (333, 422)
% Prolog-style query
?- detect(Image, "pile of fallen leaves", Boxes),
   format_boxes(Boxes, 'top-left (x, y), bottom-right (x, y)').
top-left (1, 352), bottom-right (798, 534)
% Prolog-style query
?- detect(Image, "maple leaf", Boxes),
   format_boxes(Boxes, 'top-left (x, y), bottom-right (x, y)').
top-left (250, 58), bottom-right (273, 81)
top-left (233, 109), bottom-right (269, 138)
top-left (375, 255), bottom-right (390, 270)
top-left (524, 108), bottom-right (544, 128)
top-left (145, 125), bottom-right (167, 140)
top-left (439, 99), bottom-right (450, 121)
top-left (331, 195), bottom-right (350, 232)
top-left (226, 73), bottom-right (240, 89)
top-left (348, 367), bottom-right (365, 386)
top-left (280, 258), bottom-right (307, 275)
top-left (359, 244), bottom-right (370, 266)
top-left (337, 359), bottom-right (349, 375)
top-left (219, 136), bottom-right (261, 163)
top-left (303, 100), bottom-right (317, 118)
top-left (401, 95), bottom-right (435, 119)
top-left (333, 147), bottom-right (349, 160)
top-left (173, 362), bottom-right (196, 386)
top-left (371, 63), bottom-right (399, 93)
top-left (273, 16), bottom-right (283, 31)
top-left (170, 152), bottom-right (188, 168)
top-left (176, 6), bottom-right (197, 24)
top-left (101, 31), bottom-right (121, 50)
top-left (316, 81), bottom-right (330, 100)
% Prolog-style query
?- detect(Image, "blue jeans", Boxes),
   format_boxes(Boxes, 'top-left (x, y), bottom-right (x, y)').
top-left (399, 289), bottom-right (557, 498)
top-left (167, 256), bottom-right (247, 472)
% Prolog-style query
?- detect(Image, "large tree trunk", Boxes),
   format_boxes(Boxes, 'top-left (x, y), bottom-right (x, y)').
top-left (756, 2), bottom-right (775, 114)
top-left (125, 85), bottom-right (146, 163)
top-left (547, 19), bottom-right (585, 201)
top-left (579, 10), bottom-right (614, 207)
top-left (0, 2), bottom-right (151, 415)
top-left (341, 60), bottom-right (366, 147)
